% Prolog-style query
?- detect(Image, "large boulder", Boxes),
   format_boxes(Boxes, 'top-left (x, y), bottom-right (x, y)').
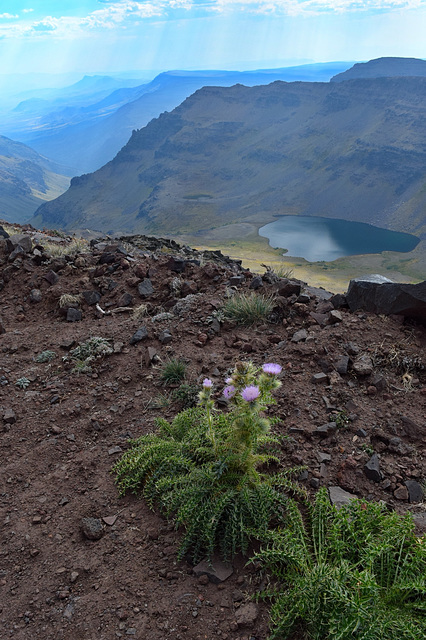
top-left (346, 275), bottom-right (426, 319)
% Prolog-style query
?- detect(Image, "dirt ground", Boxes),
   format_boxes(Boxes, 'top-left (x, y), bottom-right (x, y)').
top-left (1, 227), bottom-right (425, 640)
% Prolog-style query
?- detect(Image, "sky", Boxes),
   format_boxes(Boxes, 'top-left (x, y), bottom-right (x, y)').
top-left (0, 1), bottom-right (425, 79)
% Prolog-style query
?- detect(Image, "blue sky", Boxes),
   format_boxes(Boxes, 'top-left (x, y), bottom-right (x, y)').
top-left (0, 1), bottom-right (425, 75)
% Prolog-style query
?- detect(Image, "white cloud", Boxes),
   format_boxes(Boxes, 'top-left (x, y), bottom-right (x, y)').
top-left (211, 1), bottom-right (425, 16)
top-left (0, 0), bottom-right (423, 41)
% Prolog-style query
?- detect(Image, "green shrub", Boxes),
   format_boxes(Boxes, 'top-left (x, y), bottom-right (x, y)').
top-left (63, 336), bottom-right (113, 375)
top-left (159, 358), bottom-right (187, 385)
top-left (255, 488), bottom-right (426, 640)
top-left (35, 350), bottom-right (56, 363)
top-left (222, 292), bottom-right (275, 325)
top-left (16, 377), bottom-right (30, 389)
top-left (172, 383), bottom-right (200, 408)
top-left (114, 361), bottom-right (303, 561)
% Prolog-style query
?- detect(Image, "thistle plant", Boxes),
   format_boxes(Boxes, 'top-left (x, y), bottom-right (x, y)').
top-left (255, 488), bottom-right (426, 640)
top-left (114, 360), bottom-right (303, 561)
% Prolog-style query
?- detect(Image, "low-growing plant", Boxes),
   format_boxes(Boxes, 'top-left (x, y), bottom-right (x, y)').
top-left (16, 376), bottom-right (30, 389)
top-left (42, 237), bottom-right (89, 257)
top-left (159, 358), bottom-right (187, 385)
top-left (254, 488), bottom-right (426, 640)
top-left (132, 303), bottom-right (148, 321)
top-left (222, 292), bottom-right (275, 326)
top-left (114, 361), bottom-right (304, 561)
top-left (58, 293), bottom-right (81, 309)
top-left (262, 264), bottom-right (294, 281)
top-left (35, 350), bottom-right (56, 363)
top-left (63, 336), bottom-right (113, 374)
top-left (172, 382), bottom-right (200, 409)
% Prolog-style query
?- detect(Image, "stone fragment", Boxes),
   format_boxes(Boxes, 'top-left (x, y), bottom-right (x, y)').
top-left (393, 485), bottom-right (409, 501)
top-left (330, 293), bottom-right (348, 309)
top-left (99, 252), bottom-right (116, 264)
top-left (144, 347), bottom-right (158, 366)
top-left (312, 372), bottom-right (328, 384)
top-left (66, 308), bottom-right (82, 322)
top-left (328, 310), bottom-right (343, 324)
top-left (44, 270), bottom-right (59, 285)
top-left (193, 557), bottom-right (233, 583)
top-left (315, 422), bottom-right (337, 437)
top-left (9, 233), bottom-right (32, 252)
top-left (352, 354), bottom-right (373, 376)
top-left (118, 292), bottom-right (134, 307)
top-left (404, 480), bottom-right (424, 503)
top-left (328, 486), bottom-right (356, 508)
top-left (346, 275), bottom-right (426, 319)
top-left (364, 453), bottom-right (382, 483)
top-left (317, 452), bottom-right (331, 463)
top-left (108, 446), bottom-right (123, 456)
top-left (158, 330), bottom-right (172, 345)
top-left (413, 513), bottom-right (426, 534)
top-left (81, 517), bottom-right (104, 540)
top-left (310, 477), bottom-right (320, 489)
top-left (309, 312), bottom-right (328, 327)
top-left (334, 355), bottom-right (349, 375)
top-left (82, 290), bottom-right (101, 306)
top-left (167, 257), bottom-right (187, 273)
top-left (0, 224), bottom-right (9, 238)
top-left (0, 316), bottom-right (5, 334)
top-left (401, 416), bottom-right (426, 441)
top-left (137, 278), bottom-right (154, 297)
top-left (229, 275), bottom-right (245, 286)
top-left (249, 276), bottom-right (263, 290)
top-left (29, 289), bottom-right (42, 303)
top-left (234, 602), bottom-right (259, 628)
top-left (130, 326), bottom-right (148, 344)
top-left (3, 408), bottom-right (16, 424)
top-left (370, 373), bottom-right (387, 392)
top-left (278, 281), bottom-right (301, 297)
top-left (291, 329), bottom-right (308, 343)
top-left (8, 245), bottom-right (25, 262)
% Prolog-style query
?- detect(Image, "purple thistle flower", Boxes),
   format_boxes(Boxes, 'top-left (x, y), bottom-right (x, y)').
top-left (241, 385), bottom-right (261, 402)
top-left (202, 378), bottom-right (213, 389)
top-left (223, 385), bottom-right (236, 400)
top-left (262, 363), bottom-right (282, 375)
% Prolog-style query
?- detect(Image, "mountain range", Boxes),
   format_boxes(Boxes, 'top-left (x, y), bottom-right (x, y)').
top-left (32, 73), bottom-right (426, 254)
top-left (3, 63), bottom-right (351, 175)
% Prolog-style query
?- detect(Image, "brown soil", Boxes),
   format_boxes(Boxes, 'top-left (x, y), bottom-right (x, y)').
top-left (0, 227), bottom-right (425, 640)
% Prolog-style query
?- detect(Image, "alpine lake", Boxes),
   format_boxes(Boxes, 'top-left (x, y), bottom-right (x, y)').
top-left (258, 216), bottom-right (420, 263)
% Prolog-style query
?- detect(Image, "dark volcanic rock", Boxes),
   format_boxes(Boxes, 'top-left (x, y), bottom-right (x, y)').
top-left (81, 517), bottom-right (104, 541)
top-left (405, 480), bottom-right (424, 503)
top-left (130, 326), bottom-right (148, 344)
top-left (364, 453), bottom-right (382, 483)
top-left (346, 275), bottom-right (426, 319)
top-left (137, 278), bottom-right (154, 297)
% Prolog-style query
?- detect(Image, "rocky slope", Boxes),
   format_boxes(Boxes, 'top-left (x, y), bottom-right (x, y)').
top-left (0, 136), bottom-right (70, 224)
top-left (0, 224), bottom-right (425, 640)
top-left (32, 77), bottom-right (426, 251)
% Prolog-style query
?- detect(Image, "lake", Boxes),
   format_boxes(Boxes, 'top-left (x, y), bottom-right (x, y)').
top-left (258, 216), bottom-right (420, 263)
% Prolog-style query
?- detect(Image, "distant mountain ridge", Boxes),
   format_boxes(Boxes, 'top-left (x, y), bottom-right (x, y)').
top-left (32, 76), bottom-right (426, 250)
top-left (4, 63), bottom-right (351, 174)
top-left (0, 136), bottom-right (69, 224)
top-left (331, 56), bottom-right (426, 82)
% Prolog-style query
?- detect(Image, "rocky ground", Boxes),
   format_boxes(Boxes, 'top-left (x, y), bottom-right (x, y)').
top-left (0, 225), bottom-right (425, 640)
